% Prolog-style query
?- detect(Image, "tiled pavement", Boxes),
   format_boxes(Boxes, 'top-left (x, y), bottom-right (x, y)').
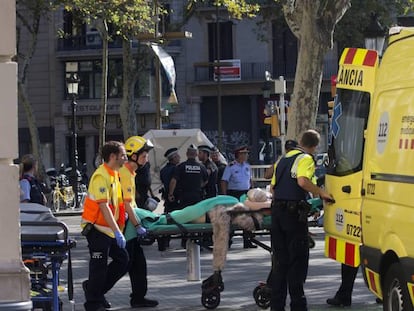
top-left (55, 215), bottom-right (382, 311)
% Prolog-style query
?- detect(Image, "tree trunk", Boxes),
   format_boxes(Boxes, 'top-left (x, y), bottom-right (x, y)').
top-left (287, 32), bottom-right (327, 138)
top-left (120, 38), bottom-right (138, 139)
top-left (16, 3), bottom-right (49, 184)
top-left (18, 82), bottom-right (47, 182)
top-left (99, 20), bottom-right (109, 150)
top-left (283, 0), bottom-right (351, 140)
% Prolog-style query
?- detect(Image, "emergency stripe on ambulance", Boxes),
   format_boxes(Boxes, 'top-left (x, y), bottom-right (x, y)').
top-left (408, 282), bottom-right (414, 306)
top-left (399, 138), bottom-right (414, 149)
top-left (340, 47), bottom-right (377, 67)
top-left (364, 267), bottom-right (382, 297)
top-left (325, 236), bottom-right (360, 267)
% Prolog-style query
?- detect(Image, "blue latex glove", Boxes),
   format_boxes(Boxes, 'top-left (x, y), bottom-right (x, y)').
top-left (136, 225), bottom-right (147, 237)
top-left (114, 230), bottom-right (126, 249)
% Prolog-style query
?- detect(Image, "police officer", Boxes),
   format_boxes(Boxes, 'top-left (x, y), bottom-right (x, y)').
top-left (168, 144), bottom-right (208, 209)
top-left (221, 146), bottom-right (255, 248)
top-left (211, 146), bottom-right (227, 194)
top-left (198, 145), bottom-right (218, 198)
top-left (220, 145), bottom-right (251, 198)
top-left (158, 147), bottom-right (181, 251)
top-left (19, 154), bottom-right (47, 205)
top-left (81, 141), bottom-right (129, 311)
top-left (168, 144), bottom-right (208, 248)
top-left (271, 130), bottom-right (333, 311)
top-left (160, 147), bottom-right (181, 213)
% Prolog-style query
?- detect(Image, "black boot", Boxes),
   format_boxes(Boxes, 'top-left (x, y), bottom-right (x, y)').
top-left (326, 296), bottom-right (351, 307)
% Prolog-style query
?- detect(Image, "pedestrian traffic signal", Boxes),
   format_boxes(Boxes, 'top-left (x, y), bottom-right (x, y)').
top-left (264, 115), bottom-right (280, 137)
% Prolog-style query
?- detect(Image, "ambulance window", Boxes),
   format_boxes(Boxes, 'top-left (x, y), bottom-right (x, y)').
top-left (329, 89), bottom-right (370, 176)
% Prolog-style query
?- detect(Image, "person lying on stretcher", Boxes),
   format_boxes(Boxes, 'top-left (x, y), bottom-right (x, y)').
top-left (123, 188), bottom-right (272, 242)
top-left (123, 188), bottom-right (272, 285)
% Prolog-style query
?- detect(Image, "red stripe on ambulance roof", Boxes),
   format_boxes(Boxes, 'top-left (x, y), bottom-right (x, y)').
top-left (363, 50), bottom-right (377, 66)
top-left (344, 48), bottom-right (357, 64)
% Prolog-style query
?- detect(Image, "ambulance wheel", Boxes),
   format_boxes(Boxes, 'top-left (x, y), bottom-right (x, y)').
top-left (253, 285), bottom-right (271, 309)
top-left (384, 263), bottom-right (413, 311)
top-left (308, 236), bottom-right (315, 249)
top-left (201, 289), bottom-right (220, 309)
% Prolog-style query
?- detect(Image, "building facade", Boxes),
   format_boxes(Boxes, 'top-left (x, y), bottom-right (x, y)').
top-left (17, 1), bottom-right (337, 175)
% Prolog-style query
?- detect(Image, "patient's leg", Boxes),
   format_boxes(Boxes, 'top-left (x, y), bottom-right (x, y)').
top-left (208, 205), bottom-right (231, 271)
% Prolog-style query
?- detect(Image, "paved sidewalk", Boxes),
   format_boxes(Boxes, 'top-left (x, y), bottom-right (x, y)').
top-left (57, 215), bottom-right (381, 311)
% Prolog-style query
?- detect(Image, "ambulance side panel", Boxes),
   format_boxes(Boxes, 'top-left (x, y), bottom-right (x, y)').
top-left (360, 31), bottom-right (414, 300)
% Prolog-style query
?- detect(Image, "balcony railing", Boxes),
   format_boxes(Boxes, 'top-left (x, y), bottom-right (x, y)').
top-left (194, 61), bottom-right (338, 82)
top-left (57, 33), bottom-right (182, 52)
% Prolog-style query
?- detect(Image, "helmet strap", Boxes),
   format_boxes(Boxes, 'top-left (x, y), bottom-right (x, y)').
top-left (130, 152), bottom-right (145, 168)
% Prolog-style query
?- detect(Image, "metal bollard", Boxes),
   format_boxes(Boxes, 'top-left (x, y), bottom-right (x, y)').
top-left (186, 239), bottom-right (201, 281)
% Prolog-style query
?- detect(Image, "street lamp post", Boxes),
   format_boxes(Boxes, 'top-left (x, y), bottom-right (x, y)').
top-left (67, 73), bottom-right (80, 209)
top-left (364, 13), bottom-right (386, 57)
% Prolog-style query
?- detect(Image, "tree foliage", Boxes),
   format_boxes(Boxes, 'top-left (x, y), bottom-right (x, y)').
top-left (63, 0), bottom-right (154, 146)
top-left (335, 0), bottom-right (414, 51)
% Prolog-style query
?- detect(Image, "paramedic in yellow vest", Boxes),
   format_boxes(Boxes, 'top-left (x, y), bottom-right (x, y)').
top-left (81, 141), bottom-right (129, 311)
top-left (120, 136), bottom-right (159, 308)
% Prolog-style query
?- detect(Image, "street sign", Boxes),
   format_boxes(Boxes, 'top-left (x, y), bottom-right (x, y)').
top-left (213, 59), bottom-right (241, 81)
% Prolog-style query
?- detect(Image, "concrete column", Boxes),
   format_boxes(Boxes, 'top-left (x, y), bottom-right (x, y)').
top-left (0, 0), bottom-right (32, 309)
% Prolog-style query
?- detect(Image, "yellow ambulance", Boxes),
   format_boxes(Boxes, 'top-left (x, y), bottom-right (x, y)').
top-left (324, 27), bottom-right (414, 310)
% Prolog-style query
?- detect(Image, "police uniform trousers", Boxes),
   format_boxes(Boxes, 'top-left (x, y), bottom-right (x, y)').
top-left (126, 238), bottom-right (148, 304)
top-left (84, 227), bottom-right (129, 311)
top-left (270, 201), bottom-right (309, 311)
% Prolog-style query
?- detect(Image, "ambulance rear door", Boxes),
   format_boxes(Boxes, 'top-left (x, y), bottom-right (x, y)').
top-left (324, 48), bottom-right (378, 267)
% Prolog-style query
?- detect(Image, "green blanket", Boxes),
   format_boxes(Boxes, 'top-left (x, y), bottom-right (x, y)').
top-left (124, 195), bottom-right (239, 241)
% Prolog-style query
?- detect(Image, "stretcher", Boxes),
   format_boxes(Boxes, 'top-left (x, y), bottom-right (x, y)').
top-left (144, 198), bottom-right (322, 309)
top-left (20, 203), bottom-right (76, 311)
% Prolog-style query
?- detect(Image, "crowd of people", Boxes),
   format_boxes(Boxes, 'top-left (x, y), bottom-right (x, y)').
top-left (18, 128), bottom-right (377, 311)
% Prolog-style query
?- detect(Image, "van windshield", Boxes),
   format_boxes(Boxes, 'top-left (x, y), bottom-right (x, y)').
top-left (328, 89), bottom-right (370, 176)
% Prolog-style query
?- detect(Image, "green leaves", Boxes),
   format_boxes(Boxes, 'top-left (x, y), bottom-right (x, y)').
top-left (63, 0), bottom-right (154, 38)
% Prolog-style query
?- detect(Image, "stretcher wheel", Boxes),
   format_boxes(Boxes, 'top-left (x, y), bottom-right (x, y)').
top-left (201, 289), bottom-right (220, 309)
top-left (253, 285), bottom-right (271, 309)
top-left (308, 236), bottom-right (315, 249)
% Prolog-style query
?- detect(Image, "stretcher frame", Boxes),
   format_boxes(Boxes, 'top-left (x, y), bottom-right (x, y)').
top-left (21, 213), bottom-right (76, 311)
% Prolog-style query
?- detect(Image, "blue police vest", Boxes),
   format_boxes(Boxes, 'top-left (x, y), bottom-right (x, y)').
top-left (273, 153), bottom-right (308, 201)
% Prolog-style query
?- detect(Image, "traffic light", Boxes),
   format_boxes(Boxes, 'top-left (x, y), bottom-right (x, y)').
top-left (264, 115), bottom-right (280, 137)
